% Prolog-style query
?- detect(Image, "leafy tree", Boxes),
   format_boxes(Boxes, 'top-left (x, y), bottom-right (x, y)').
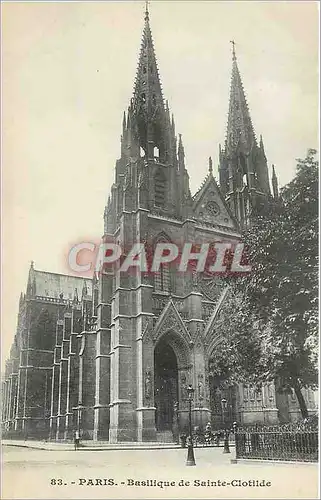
top-left (210, 149), bottom-right (318, 418)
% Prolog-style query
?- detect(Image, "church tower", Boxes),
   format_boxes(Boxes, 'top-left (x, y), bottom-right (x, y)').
top-left (219, 43), bottom-right (272, 228)
top-left (96, 6), bottom-right (240, 443)
top-left (104, 7), bottom-right (192, 234)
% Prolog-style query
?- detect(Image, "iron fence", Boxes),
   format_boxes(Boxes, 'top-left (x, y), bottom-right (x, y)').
top-left (235, 427), bottom-right (318, 462)
top-left (177, 428), bottom-right (234, 448)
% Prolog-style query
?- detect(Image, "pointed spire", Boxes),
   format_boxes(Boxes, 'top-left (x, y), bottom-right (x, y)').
top-left (226, 41), bottom-right (256, 154)
top-left (132, 5), bottom-right (165, 115)
top-left (260, 134), bottom-right (266, 159)
top-left (122, 111), bottom-right (126, 132)
top-left (26, 261), bottom-right (35, 297)
top-left (272, 164), bottom-right (279, 199)
top-left (171, 114), bottom-right (175, 135)
top-left (127, 107), bottom-right (131, 128)
top-left (230, 39), bottom-right (236, 61)
top-left (178, 133), bottom-right (185, 158)
top-left (82, 280), bottom-right (88, 298)
top-left (208, 156), bottom-right (213, 175)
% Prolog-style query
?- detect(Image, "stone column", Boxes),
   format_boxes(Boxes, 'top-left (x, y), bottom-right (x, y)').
top-left (3, 379), bottom-right (9, 427)
top-left (56, 313), bottom-right (71, 439)
top-left (77, 331), bottom-right (96, 439)
top-left (137, 309), bottom-right (156, 442)
top-left (93, 329), bottom-right (111, 440)
top-left (15, 366), bottom-right (26, 433)
top-left (56, 358), bottom-right (68, 439)
top-left (64, 350), bottom-right (76, 440)
top-left (109, 315), bottom-right (136, 442)
top-left (93, 271), bottom-right (112, 441)
top-left (10, 374), bottom-right (18, 429)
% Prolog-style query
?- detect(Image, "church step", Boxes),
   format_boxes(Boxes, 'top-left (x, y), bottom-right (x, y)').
top-left (156, 430), bottom-right (174, 443)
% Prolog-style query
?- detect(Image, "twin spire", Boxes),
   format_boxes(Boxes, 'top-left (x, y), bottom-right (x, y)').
top-left (123, 6), bottom-right (278, 198)
top-left (226, 40), bottom-right (256, 154)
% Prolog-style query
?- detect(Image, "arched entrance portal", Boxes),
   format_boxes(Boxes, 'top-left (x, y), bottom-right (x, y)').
top-left (154, 340), bottom-right (178, 431)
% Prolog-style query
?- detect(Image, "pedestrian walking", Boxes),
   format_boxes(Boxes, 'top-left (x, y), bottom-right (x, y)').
top-left (74, 429), bottom-right (80, 450)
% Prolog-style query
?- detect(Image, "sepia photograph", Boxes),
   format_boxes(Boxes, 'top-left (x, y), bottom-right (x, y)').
top-left (1, 1), bottom-right (319, 499)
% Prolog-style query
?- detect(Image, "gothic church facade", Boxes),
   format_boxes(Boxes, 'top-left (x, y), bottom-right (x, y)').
top-left (2, 8), bottom-right (315, 442)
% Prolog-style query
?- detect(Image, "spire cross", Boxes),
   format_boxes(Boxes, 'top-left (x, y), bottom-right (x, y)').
top-left (230, 40), bottom-right (236, 60)
top-left (145, 0), bottom-right (150, 19)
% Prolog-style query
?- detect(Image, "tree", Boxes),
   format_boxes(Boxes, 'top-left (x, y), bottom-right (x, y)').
top-left (210, 149), bottom-right (318, 418)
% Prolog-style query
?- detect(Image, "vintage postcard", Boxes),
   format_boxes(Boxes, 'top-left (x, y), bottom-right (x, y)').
top-left (1, 1), bottom-right (319, 499)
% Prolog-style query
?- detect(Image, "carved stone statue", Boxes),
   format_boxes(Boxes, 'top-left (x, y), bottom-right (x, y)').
top-left (181, 374), bottom-right (187, 401)
top-left (198, 373), bottom-right (205, 401)
top-left (145, 370), bottom-right (152, 400)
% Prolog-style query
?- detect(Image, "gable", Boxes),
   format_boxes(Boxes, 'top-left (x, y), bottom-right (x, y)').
top-left (193, 175), bottom-right (238, 229)
top-left (151, 299), bottom-right (192, 344)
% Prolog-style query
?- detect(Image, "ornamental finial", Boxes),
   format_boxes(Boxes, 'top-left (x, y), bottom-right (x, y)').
top-left (145, 0), bottom-right (150, 20)
top-left (230, 40), bottom-right (236, 60)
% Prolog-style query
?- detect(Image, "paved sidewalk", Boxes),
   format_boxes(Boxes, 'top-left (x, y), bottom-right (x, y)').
top-left (3, 444), bottom-right (318, 499)
top-left (2, 438), bottom-right (235, 452)
top-left (2, 439), bottom-right (183, 451)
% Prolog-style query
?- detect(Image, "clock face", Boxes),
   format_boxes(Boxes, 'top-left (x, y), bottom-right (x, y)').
top-left (206, 201), bottom-right (220, 216)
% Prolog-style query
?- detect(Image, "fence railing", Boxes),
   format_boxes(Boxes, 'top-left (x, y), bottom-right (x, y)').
top-left (235, 428), bottom-right (318, 462)
top-left (176, 429), bottom-right (234, 448)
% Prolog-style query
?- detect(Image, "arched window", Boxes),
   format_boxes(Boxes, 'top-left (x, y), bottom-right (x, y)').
top-left (154, 168), bottom-right (166, 207)
top-left (154, 264), bottom-right (171, 293)
top-left (153, 234), bottom-right (174, 293)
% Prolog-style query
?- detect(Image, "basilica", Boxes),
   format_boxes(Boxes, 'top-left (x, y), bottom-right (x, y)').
top-left (2, 7), bottom-right (316, 442)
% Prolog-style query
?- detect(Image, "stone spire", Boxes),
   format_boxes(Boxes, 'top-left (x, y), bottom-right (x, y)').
top-left (26, 260), bottom-right (36, 297)
top-left (260, 134), bottom-right (266, 159)
top-left (226, 41), bottom-right (256, 154)
top-left (132, 4), bottom-right (165, 120)
top-left (219, 42), bottom-right (272, 228)
top-left (178, 133), bottom-right (185, 161)
top-left (272, 164), bottom-right (279, 199)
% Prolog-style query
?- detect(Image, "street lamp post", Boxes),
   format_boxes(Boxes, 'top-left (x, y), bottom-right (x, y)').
top-left (186, 385), bottom-right (196, 466)
top-left (221, 398), bottom-right (230, 454)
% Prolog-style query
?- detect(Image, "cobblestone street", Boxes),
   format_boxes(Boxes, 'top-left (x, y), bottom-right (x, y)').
top-left (2, 445), bottom-right (318, 499)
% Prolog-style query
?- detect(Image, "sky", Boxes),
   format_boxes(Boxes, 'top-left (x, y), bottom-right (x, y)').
top-left (1, 1), bottom-right (319, 364)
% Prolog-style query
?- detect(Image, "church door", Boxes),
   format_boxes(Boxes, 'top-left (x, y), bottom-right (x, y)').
top-left (154, 340), bottom-right (178, 431)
